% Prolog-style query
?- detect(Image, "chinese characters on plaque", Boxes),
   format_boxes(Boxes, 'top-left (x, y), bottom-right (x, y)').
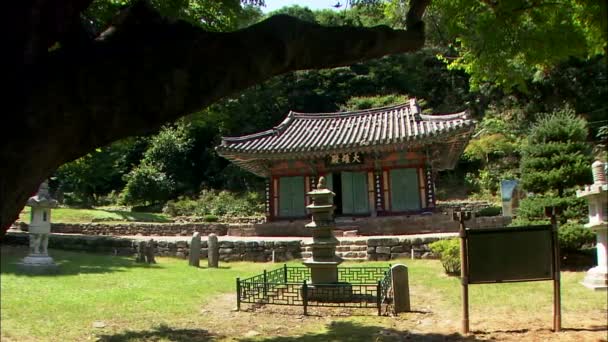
top-left (327, 152), bottom-right (363, 166)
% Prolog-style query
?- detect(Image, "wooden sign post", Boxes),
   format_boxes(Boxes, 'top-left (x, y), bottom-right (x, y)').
top-left (457, 207), bottom-right (561, 334)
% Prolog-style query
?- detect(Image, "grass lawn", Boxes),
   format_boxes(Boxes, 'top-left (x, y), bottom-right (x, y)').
top-left (1, 245), bottom-right (606, 341)
top-left (18, 207), bottom-right (171, 224)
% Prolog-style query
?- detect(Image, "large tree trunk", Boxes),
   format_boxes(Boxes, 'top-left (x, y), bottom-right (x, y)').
top-left (1, 1), bottom-right (429, 237)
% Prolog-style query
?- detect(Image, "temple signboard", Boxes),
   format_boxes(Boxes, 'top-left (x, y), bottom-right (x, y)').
top-left (325, 152), bottom-right (364, 167)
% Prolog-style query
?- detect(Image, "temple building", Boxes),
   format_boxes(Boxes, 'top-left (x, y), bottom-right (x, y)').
top-left (216, 98), bottom-right (476, 222)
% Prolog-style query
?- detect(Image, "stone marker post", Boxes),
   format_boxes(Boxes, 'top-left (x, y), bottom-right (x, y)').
top-left (189, 232), bottom-right (201, 267)
top-left (145, 239), bottom-right (156, 264)
top-left (135, 241), bottom-right (147, 263)
top-left (391, 264), bottom-right (411, 313)
top-left (208, 233), bottom-right (219, 268)
top-left (576, 160), bottom-right (608, 290)
top-left (17, 180), bottom-right (60, 274)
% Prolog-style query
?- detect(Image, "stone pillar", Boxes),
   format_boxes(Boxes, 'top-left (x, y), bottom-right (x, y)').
top-left (208, 233), bottom-right (219, 268)
top-left (189, 232), bottom-right (201, 267)
top-left (135, 241), bottom-right (147, 263)
top-left (576, 160), bottom-right (608, 290)
top-left (145, 239), bottom-right (156, 264)
top-left (391, 264), bottom-right (411, 313)
top-left (17, 181), bottom-right (59, 274)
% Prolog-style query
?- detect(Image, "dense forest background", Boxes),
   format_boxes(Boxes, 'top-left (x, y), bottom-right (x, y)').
top-left (50, 2), bottom-right (607, 224)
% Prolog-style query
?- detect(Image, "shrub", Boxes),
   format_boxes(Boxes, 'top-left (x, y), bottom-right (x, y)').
top-left (558, 221), bottom-right (595, 252)
top-left (514, 194), bottom-right (587, 225)
top-left (429, 238), bottom-right (461, 275)
top-left (163, 197), bottom-right (199, 216)
top-left (477, 205), bottom-right (502, 217)
top-left (202, 214), bottom-right (219, 222)
top-left (120, 163), bottom-right (175, 206)
top-left (162, 190), bottom-right (264, 218)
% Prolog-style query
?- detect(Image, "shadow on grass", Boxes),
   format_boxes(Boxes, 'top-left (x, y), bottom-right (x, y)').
top-left (239, 321), bottom-right (487, 342)
top-left (96, 324), bottom-right (217, 342)
top-left (0, 245), bottom-right (162, 276)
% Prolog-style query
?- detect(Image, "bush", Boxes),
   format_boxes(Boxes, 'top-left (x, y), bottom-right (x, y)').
top-left (514, 194), bottom-right (587, 225)
top-left (162, 190), bottom-right (264, 218)
top-left (120, 163), bottom-right (175, 206)
top-left (202, 214), bottom-right (219, 222)
top-left (477, 205), bottom-right (502, 217)
top-left (558, 221), bottom-right (595, 252)
top-left (162, 197), bottom-right (199, 216)
top-left (429, 239), bottom-right (461, 275)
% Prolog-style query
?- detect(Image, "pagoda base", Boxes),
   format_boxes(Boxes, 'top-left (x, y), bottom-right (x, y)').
top-left (302, 281), bottom-right (353, 302)
top-left (17, 255), bottom-right (59, 274)
top-left (581, 266), bottom-right (608, 291)
top-left (303, 257), bottom-right (343, 283)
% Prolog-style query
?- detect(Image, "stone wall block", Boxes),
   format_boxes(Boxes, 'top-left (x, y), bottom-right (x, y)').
top-left (391, 246), bottom-right (404, 253)
top-left (376, 246), bottom-right (391, 254)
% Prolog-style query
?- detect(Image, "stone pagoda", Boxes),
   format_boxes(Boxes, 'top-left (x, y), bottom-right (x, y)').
top-left (576, 160), bottom-right (607, 290)
top-left (303, 176), bottom-right (343, 285)
top-left (17, 180), bottom-right (60, 274)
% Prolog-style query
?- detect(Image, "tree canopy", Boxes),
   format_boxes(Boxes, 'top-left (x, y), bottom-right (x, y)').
top-left (1, 0), bottom-right (606, 236)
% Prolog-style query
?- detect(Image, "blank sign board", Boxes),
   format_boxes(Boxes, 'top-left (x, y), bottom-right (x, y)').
top-left (466, 225), bottom-right (554, 284)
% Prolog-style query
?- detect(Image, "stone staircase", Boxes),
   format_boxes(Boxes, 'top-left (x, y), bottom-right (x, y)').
top-left (301, 240), bottom-right (368, 261)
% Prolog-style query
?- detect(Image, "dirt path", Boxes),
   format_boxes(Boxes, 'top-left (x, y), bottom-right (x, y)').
top-left (200, 293), bottom-right (607, 341)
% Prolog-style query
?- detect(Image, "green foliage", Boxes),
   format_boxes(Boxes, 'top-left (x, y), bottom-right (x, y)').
top-left (429, 238), bottom-right (460, 275)
top-left (203, 214), bottom-right (219, 222)
top-left (162, 197), bottom-right (199, 216)
top-left (520, 108), bottom-right (592, 195)
top-left (85, 0), bottom-right (261, 32)
top-left (558, 221), bottom-right (596, 252)
top-left (341, 94), bottom-right (410, 111)
top-left (163, 190), bottom-right (264, 217)
top-left (477, 206), bottom-right (502, 217)
top-left (54, 137), bottom-right (147, 207)
top-left (120, 163), bottom-right (175, 206)
top-left (119, 125), bottom-right (194, 205)
top-left (430, 0), bottom-right (607, 91)
top-left (513, 194), bottom-right (587, 225)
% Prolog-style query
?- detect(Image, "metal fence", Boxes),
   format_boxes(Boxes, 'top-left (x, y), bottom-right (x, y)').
top-left (236, 265), bottom-right (393, 315)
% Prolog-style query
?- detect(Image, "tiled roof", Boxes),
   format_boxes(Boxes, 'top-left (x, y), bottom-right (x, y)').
top-left (216, 99), bottom-right (476, 176)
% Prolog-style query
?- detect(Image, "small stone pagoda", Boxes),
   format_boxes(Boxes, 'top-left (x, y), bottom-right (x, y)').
top-left (17, 180), bottom-right (60, 274)
top-left (303, 176), bottom-right (342, 284)
top-left (576, 160), bottom-right (608, 290)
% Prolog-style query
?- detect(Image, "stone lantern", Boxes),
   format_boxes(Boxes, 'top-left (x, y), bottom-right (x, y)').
top-left (302, 177), bottom-right (343, 296)
top-left (17, 180), bottom-right (59, 273)
top-left (576, 161), bottom-right (607, 290)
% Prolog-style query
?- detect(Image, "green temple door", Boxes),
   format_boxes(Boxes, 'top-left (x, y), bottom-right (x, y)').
top-left (390, 168), bottom-right (421, 211)
top-left (341, 171), bottom-right (369, 215)
top-left (279, 176), bottom-right (305, 217)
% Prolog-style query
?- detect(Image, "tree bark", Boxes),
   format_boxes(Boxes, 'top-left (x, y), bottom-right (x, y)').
top-left (1, 1), bottom-right (428, 236)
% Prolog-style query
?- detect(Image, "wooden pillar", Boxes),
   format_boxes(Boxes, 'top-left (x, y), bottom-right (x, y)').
top-left (425, 164), bottom-right (436, 208)
top-left (382, 170), bottom-right (390, 212)
top-left (374, 171), bottom-right (383, 213)
top-left (418, 167), bottom-right (427, 209)
top-left (265, 179), bottom-right (271, 220)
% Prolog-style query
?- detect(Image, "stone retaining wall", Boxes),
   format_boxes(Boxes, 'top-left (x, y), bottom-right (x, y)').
top-left (243, 214), bottom-right (511, 237)
top-left (18, 222), bottom-right (228, 237)
top-left (14, 212), bottom-right (510, 238)
top-left (2, 232), bottom-right (444, 262)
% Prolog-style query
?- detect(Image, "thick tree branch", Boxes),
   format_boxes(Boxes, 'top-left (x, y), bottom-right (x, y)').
top-left (1, 1), bottom-right (429, 235)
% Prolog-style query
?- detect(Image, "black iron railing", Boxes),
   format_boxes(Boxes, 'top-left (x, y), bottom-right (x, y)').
top-left (237, 265), bottom-right (393, 316)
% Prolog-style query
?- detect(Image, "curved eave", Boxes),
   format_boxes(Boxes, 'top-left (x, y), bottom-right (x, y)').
top-left (217, 124), bottom-right (476, 176)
